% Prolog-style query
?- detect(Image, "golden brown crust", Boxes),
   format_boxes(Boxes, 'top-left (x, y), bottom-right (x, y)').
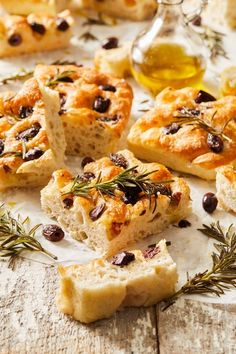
top-left (34, 64), bottom-right (133, 157)
top-left (128, 87), bottom-right (236, 179)
top-left (0, 80), bottom-right (65, 189)
top-left (0, 10), bottom-right (73, 58)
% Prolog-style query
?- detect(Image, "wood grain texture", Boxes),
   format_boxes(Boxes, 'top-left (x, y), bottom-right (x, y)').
top-left (158, 299), bottom-right (236, 354)
top-left (0, 259), bottom-right (158, 354)
top-left (1, 258), bottom-right (236, 354)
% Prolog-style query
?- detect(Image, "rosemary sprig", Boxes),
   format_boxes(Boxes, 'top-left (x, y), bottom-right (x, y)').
top-left (46, 69), bottom-right (76, 87)
top-left (0, 60), bottom-right (79, 86)
top-left (0, 207), bottom-right (57, 267)
top-left (64, 166), bottom-right (173, 212)
top-left (174, 108), bottom-right (232, 142)
top-left (0, 69), bottom-right (33, 85)
top-left (162, 222), bottom-right (236, 310)
top-left (79, 31), bottom-right (99, 42)
top-left (199, 26), bottom-right (228, 62)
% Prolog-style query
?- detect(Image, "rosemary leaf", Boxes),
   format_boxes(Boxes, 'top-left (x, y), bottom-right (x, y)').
top-left (174, 108), bottom-right (232, 142)
top-left (79, 31), bottom-right (98, 42)
top-left (0, 207), bottom-right (57, 266)
top-left (162, 222), bottom-right (236, 310)
top-left (46, 70), bottom-right (76, 87)
top-left (0, 69), bottom-right (33, 85)
top-left (63, 166), bottom-right (173, 213)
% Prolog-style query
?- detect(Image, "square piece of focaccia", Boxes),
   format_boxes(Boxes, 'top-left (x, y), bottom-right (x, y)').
top-left (0, 0), bottom-right (70, 16)
top-left (34, 64), bottom-right (133, 158)
top-left (0, 10), bottom-right (73, 58)
top-left (128, 87), bottom-right (236, 180)
top-left (41, 149), bottom-right (191, 256)
top-left (77, 0), bottom-right (157, 21)
top-left (202, 0), bottom-right (236, 29)
top-left (58, 240), bottom-right (177, 323)
top-left (216, 165), bottom-right (236, 214)
top-left (0, 78), bottom-right (66, 190)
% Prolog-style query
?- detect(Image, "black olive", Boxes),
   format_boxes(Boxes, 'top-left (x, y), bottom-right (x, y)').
top-left (122, 186), bottom-right (142, 206)
top-left (78, 172), bottom-right (95, 182)
top-left (102, 37), bottom-right (119, 50)
top-left (58, 76), bottom-right (74, 83)
top-left (143, 245), bottom-right (160, 259)
top-left (63, 198), bottom-right (74, 209)
top-left (96, 115), bottom-right (119, 124)
top-left (99, 84), bottom-right (116, 92)
top-left (15, 123), bottom-right (41, 142)
top-left (207, 133), bottom-right (224, 153)
top-left (8, 33), bottom-right (22, 46)
top-left (56, 18), bottom-right (70, 31)
top-left (195, 90), bottom-right (216, 104)
top-left (191, 15), bottom-right (202, 26)
top-left (43, 224), bottom-right (65, 242)
top-left (156, 184), bottom-right (172, 196)
top-left (178, 219), bottom-right (191, 228)
top-left (81, 156), bottom-right (94, 169)
top-left (30, 22), bottom-right (46, 35)
top-left (93, 96), bottom-right (111, 113)
top-left (24, 147), bottom-right (44, 161)
top-left (110, 153), bottom-right (128, 169)
top-left (163, 123), bottom-right (181, 135)
top-left (89, 203), bottom-right (106, 221)
top-left (112, 251), bottom-right (135, 267)
top-left (202, 192), bottom-right (218, 214)
top-left (0, 139), bottom-right (4, 155)
top-left (19, 106), bottom-right (34, 119)
top-left (58, 93), bottom-right (67, 115)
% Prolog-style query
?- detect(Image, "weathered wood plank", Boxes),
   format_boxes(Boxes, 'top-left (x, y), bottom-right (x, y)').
top-left (158, 299), bottom-right (236, 354)
top-left (0, 259), bottom-right (158, 354)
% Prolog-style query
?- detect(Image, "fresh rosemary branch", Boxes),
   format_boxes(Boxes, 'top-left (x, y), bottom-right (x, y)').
top-left (162, 222), bottom-right (236, 310)
top-left (0, 207), bottom-right (57, 267)
top-left (199, 26), bottom-right (228, 62)
top-left (174, 108), bottom-right (232, 142)
top-left (0, 69), bottom-right (33, 85)
top-left (46, 69), bottom-right (76, 87)
top-left (65, 166), bottom-right (173, 212)
top-left (0, 60), bottom-right (79, 86)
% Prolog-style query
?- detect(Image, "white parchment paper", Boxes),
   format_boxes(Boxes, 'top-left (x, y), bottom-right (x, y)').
top-left (0, 14), bottom-right (235, 304)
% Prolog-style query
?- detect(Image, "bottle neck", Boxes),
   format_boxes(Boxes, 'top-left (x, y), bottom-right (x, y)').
top-left (157, 1), bottom-right (185, 26)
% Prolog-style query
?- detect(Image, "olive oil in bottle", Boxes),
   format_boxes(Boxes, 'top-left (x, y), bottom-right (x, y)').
top-left (131, 43), bottom-right (205, 95)
top-left (130, 0), bottom-right (207, 96)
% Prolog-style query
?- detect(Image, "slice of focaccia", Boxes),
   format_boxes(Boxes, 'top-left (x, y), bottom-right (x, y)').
top-left (94, 42), bottom-right (132, 79)
top-left (128, 87), bottom-right (236, 180)
top-left (34, 64), bottom-right (133, 158)
top-left (0, 78), bottom-right (66, 190)
top-left (77, 0), bottom-right (157, 21)
top-left (216, 165), bottom-right (236, 214)
top-left (202, 0), bottom-right (236, 29)
top-left (0, 10), bottom-right (73, 58)
top-left (41, 149), bottom-right (191, 256)
top-left (0, 0), bottom-right (70, 16)
top-left (58, 240), bottom-right (178, 323)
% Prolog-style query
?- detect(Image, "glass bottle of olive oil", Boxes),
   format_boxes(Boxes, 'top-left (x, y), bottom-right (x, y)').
top-left (130, 0), bottom-right (207, 96)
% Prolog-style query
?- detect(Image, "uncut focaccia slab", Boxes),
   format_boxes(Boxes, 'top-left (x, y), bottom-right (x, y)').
top-left (0, 10), bottom-right (73, 58)
top-left (216, 165), bottom-right (236, 214)
top-left (58, 240), bottom-right (177, 323)
top-left (41, 149), bottom-right (191, 256)
top-left (0, 0), bottom-right (70, 16)
top-left (0, 79), bottom-right (66, 190)
top-left (128, 87), bottom-right (236, 180)
top-left (77, 0), bottom-right (157, 21)
top-left (34, 64), bottom-right (133, 158)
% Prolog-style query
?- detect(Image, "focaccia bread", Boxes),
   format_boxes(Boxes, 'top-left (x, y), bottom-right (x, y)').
top-left (34, 64), bottom-right (133, 158)
top-left (220, 66), bottom-right (236, 97)
top-left (0, 10), bottom-right (73, 58)
top-left (41, 149), bottom-right (191, 256)
top-left (0, 78), bottom-right (66, 190)
top-left (94, 42), bottom-right (132, 79)
top-left (0, 0), bottom-right (70, 16)
top-left (58, 240), bottom-right (178, 323)
top-left (128, 87), bottom-right (236, 180)
top-left (77, 0), bottom-right (157, 21)
top-left (216, 165), bottom-right (236, 214)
